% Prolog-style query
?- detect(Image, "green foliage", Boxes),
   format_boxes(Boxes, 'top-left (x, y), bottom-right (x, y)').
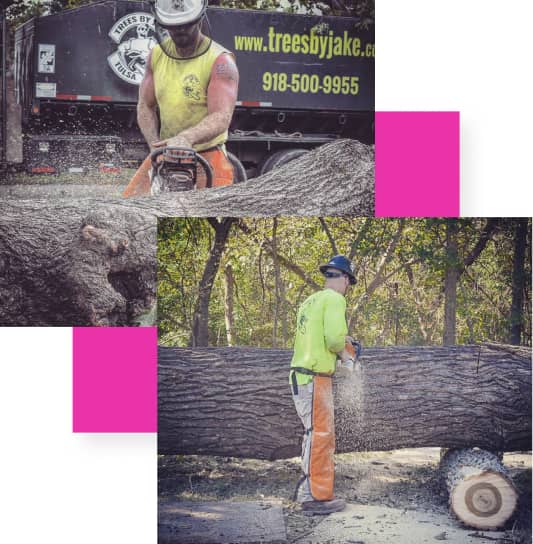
top-left (6, 0), bottom-right (373, 37)
top-left (6, 0), bottom-right (47, 29)
top-left (158, 218), bottom-right (215, 346)
top-left (157, 218), bottom-right (531, 348)
top-left (5, 0), bottom-right (90, 29)
top-left (213, 0), bottom-right (374, 19)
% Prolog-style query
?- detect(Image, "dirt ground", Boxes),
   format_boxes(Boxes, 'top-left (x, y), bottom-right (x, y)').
top-left (158, 449), bottom-right (532, 544)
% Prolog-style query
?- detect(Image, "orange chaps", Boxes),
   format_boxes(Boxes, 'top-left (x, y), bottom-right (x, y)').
top-left (122, 147), bottom-right (234, 198)
top-left (292, 375), bottom-right (335, 502)
top-left (309, 376), bottom-right (335, 500)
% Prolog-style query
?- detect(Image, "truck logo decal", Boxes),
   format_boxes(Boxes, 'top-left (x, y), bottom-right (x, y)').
top-left (182, 74), bottom-right (202, 101)
top-left (107, 12), bottom-right (157, 85)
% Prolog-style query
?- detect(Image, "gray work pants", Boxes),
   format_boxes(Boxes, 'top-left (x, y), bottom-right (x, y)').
top-left (291, 381), bottom-right (314, 503)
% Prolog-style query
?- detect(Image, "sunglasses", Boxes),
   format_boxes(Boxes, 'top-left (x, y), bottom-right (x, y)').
top-left (324, 271), bottom-right (347, 279)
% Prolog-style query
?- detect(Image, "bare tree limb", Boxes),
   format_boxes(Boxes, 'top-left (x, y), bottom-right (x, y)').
top-left (319, 217), bottom-right (339, 255)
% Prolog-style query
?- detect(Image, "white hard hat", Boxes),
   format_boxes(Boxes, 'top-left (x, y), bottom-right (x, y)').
top-left (154, 0), bottom-right (207, 26)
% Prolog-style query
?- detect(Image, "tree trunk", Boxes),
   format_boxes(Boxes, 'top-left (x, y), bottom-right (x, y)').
top-left (440, 448), bottom-right (518, 530)
top-left (190, 218), bottom-right (234, 347)
top-left (6, 69), bottom-right (23, 164)
top-left (158, 343), bottom-right (531, 459)
top-left (223, 264), bottom-right (236, 346)
top-left (271, 218), bottom-right (288, 347)
top-left (509, 219), bottom-right (529, 345)
top-left (443, 220), bottom-right (459, 345)
top-left (0, 201), bottom-right (157, 326)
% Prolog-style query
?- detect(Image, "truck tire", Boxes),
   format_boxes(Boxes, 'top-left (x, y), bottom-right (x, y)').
top-left (258, 148), bottom-right (309, 176)
top-left (228, 151), bottom-right (247, 183)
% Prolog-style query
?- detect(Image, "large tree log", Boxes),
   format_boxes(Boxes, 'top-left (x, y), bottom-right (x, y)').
top-left (0, 140), bottom-right (372, 325)
top-left (0, 204), bottom-right (157, 325)
top-left (0, 139), bottom-right (374, 216)
top-left (440, 448), bottom-right (518, 530)
top-left (158, 344), bottom-right (531, 459)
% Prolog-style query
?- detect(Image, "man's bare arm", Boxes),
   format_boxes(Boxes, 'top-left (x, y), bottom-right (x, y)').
top-left (137, 50), bottom-right (159, 151)
top-left (153, 53), bottom-right (238, 148)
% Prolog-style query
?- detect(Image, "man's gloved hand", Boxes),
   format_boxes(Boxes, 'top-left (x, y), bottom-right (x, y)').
top-left (337, 338), bottom-right (362, 373)
top-left (338, 346), bottom-right (353, 364)
top-left (342, 359), bottom-right (356, 372)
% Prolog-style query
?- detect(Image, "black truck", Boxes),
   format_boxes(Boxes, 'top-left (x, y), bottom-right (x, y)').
top-left (12, 0), bottom-right (374, 175)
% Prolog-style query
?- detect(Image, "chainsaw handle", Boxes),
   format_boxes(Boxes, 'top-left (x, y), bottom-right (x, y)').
top-left (196, 153), bottom-right (213, 189)
top-left (350, 340), bottom-right (362, 359)
top-left (149, 147), bottom-right (213, 189)
top-left (149, 147), bottom-right (167, 166)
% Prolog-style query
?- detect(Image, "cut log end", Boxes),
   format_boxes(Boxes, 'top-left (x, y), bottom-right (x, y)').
top-left (450, 470), bottom-right (518, 529)
top-left (441, 448), bottom-right (519, 530)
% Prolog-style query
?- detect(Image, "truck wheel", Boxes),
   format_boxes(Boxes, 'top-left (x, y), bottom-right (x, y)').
top-left (228, 152), bottom-right (247, 183)
top-left (258, 148), bottom-right (309, 176)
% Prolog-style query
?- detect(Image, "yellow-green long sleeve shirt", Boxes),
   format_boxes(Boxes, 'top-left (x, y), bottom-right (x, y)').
top-left (290, 288), bottom-right (348, 385)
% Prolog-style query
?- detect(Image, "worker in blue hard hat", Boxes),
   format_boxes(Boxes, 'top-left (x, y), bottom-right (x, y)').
top-left (289, 255), bottom-right (357, 515)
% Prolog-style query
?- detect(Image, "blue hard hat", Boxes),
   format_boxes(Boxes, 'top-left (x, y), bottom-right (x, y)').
top-left (319, 255), bottom-right (356, 285)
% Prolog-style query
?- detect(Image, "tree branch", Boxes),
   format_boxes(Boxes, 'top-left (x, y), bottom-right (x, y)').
top-left (237, 220), bottom-right (321, 290)
top-left (461, 219), bottom-right (499, 272)
top-left (318, 217), bottom-right (339, 255)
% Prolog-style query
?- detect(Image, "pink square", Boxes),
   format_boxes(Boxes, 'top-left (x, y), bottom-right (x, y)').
top-left (73, 327), bottom-right (157, 432)
top-left (375, 111), bottom-right (460, 217)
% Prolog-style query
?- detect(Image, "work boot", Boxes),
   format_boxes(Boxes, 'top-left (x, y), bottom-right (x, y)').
top-left (301, 497), bottom-right (346, 515)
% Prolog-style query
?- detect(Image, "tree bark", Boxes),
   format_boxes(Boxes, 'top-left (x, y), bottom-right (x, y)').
top-left (190, 218), bottom-right (234, 347)
top-left (509, 219), bottom-right (529, 345)
top-left (0, 201), bottom-right (157, 326)
top-left (223, 264), bottom-right (236, 346)
top-left (158, 343), bottom-right (531, 459)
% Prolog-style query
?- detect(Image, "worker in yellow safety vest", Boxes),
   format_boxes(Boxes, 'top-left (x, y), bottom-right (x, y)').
top-left (123, 0), bottom-right (238, 196)
top-left (290, 255), bottom-right (357, 515)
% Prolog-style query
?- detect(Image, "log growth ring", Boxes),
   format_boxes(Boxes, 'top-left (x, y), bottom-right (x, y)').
top-left (465, 482), bottom-right (502, 517)
top-left (451, 471), bottom-right (518, 529)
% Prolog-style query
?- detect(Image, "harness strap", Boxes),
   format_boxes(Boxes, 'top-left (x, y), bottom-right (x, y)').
top-left (291, 370), bottom-right (299, 396)
top-left (291, 367), bottom-right (333, 378)
top-left (291, 367), bottom-right (332, 396)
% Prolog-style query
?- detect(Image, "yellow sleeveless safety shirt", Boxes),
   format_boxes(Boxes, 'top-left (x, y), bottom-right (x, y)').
top-left (151, 38), bottom-right (232, 152)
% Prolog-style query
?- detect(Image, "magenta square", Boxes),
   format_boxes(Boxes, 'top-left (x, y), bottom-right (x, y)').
top-left (73, 327), bottom-right (157, 432)
top-left (375, 111), bottom-right (460, 217)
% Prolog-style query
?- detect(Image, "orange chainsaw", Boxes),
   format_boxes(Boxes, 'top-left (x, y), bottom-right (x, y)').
top-left (340, 339), bottom-right (362, 372)
top-left (122, 146), bottom-right (213, 197)
top-left (149, 147), bottom-right (213, 194)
